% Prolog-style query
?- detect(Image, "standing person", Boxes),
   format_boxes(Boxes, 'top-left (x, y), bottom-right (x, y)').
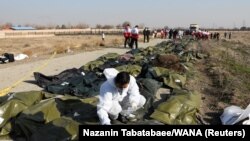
top-left (123, 24), bottom-right (131, 48)
top-left (146, 28), bottom-right (150, 42)
top-left (102, 32), bottom-right (105, 41)
top-left (224, 32), bottom-right (227, 39)
top-left (164, 28), bottom-right (168, 39)
top-left (213, 32), bottom-right (217, 39)
top-left (217, 32), bottom-right (220, 40)
top-left (130, 25), bottom-right (139, 49)
top-left (229, 32), bottom-right (232, 39)
top-left (97, 68), bottom-right (146, 125)
top-left (153, 30), bottom-right (157, 38)
top-left (173, 29), bottom-right (178, 40)
top-left (169, 29), bottom-right (173, 39)
top-left (143, 27), bottom-right (147, 43)
top-left (210, 32), bottom-right (213, 40)
top-left (160, 29), bottom-right (164, 39)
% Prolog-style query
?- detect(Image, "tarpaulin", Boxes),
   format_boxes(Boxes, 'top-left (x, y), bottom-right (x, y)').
top-left (0, 91), bottom-right (99, 140)
top-left (150, 89), bottom-right (201, 124)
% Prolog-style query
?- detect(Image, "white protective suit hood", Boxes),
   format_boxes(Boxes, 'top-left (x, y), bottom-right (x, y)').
top-left (103, 68), bottom-right (130, 97)
top-left (103, 68), bottom-right (119, 87)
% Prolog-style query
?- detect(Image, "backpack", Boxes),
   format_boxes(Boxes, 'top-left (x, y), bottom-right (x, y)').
top-left (3, 53), bottom-right (15, 62)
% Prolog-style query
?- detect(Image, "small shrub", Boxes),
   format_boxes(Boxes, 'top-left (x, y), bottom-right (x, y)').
top-left (23, 50), bottom-right (33, 56)
top-left (99, 42), bottom-right (105, 46)
top-left (111, 38), bottom-right (120, 46)
top-left (54, 44), bottom-right (67, 54)
top-left (23, 43), bottom-right (30, 47)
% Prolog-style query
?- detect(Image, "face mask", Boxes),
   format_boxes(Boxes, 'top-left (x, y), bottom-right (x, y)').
top-left (117, 87), bottom-right (122, 91)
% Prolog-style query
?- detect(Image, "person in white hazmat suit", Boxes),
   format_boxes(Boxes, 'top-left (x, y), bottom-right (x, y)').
top-left (97, 68), bottom-right (146, 125)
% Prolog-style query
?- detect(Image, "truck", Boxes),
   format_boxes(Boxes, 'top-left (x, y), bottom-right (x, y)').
top-left (189, 24), bottom-right (199, 32)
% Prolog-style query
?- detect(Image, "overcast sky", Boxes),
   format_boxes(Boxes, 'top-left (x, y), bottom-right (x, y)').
top-left (0, 0), bottom-right (249, 28)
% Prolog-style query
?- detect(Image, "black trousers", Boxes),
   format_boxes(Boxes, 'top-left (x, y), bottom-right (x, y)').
top-left (130, 38), bottom-right (138, 49)
top-left (124, 37), bottom-right (131, 48)
top-left (146, 35), bottom-right (150, 42)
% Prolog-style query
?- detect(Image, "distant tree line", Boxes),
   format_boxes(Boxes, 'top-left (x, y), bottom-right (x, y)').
top-left (0, 21), bottom-right (147, 30)
top-left (239, 26), bottom-right (250, 31)
top-left (3, 22), bottom-right (248, 31)
top-left (0, 22), bottom-right (90, 30)
top-left (204, 27), bottom-right (250, 31)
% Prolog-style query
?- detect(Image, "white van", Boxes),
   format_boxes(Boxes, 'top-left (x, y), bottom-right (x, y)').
top-left (190, 24), bottom-right (199, 32)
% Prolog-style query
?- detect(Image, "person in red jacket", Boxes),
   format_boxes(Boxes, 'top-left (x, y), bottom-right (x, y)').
top-left (123, 24), bottom-right (131, 48)
top-left (130, 25), bottom-right (139, 49)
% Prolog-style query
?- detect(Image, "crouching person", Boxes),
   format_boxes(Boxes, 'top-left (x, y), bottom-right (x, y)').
top-left (97, 68), bottom-right (146, 125)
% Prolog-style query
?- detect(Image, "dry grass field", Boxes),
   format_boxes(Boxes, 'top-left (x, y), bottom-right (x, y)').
top-left (211, 31), bottom-right (250, 45)
top-left (185, 31), bottom-right (250, 124)
top-left (0, 35), bottom-right (124, 57)
top-left (229, 31), bottom-right (250, 45)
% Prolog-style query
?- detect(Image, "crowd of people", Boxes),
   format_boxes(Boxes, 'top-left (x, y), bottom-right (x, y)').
top-left (97, 25), bottom-right (234, 50)
top-left (209, 32), bottom-right (232, 40)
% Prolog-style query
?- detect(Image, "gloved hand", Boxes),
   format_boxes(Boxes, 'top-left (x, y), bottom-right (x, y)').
top-left (103, 123), bottom-right (111, 125)
top-left (243, 114), bottom-right (250, 125)
top-left (131, 102), bottom-right (137, 111)
top-left (101, 120), bottom-right (111, 125)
